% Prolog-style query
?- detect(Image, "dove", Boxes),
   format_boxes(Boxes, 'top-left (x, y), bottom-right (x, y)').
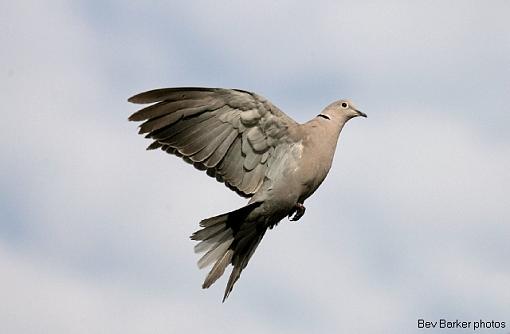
top-left (128, 87), bottom-right (366, 301)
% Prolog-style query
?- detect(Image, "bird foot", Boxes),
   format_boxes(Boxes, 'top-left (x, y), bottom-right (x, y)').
top-left (289, 203), bottom-right (306, 221)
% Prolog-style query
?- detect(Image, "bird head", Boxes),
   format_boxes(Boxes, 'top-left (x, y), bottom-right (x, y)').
top-left (320, 99), bottom-right (367, 121)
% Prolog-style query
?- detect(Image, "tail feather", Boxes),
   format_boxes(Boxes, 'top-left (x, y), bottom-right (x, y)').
top-left (223, 229), bottom-right (265, 302)
top-left (199, 213), bottom-right (230, 227)
top-left (197, 237), bottom-right (233, 269)
top-left (191, 223), bottom-right (226, 241)
top-left (202, 249), bottom-right (234, 289)
top-left (190, 202), bottom-right (265, 301)
top-left (194, 228), bottom-right (232, 254)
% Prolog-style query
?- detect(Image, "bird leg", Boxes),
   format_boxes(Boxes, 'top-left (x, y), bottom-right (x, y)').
top-left (289, 202), bottom-right (306, 221)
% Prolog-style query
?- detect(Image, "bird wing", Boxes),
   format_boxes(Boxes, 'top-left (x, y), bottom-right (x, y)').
top-left (128, 87), bottom-right (299, 197)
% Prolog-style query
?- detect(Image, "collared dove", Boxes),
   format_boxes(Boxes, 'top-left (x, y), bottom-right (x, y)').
top-left (128, 87), bottom-right (366, 301)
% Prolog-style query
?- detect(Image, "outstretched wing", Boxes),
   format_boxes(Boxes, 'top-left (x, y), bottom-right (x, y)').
top-left (128, 87), bottom-right (298, 197)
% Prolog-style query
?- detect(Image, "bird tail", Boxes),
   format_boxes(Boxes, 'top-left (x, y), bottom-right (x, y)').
top-left (190, 202), bottom-right (266, 302)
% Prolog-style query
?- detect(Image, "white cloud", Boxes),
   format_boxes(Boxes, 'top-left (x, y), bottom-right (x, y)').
top-left (0, 245), bottom-right (286, 334)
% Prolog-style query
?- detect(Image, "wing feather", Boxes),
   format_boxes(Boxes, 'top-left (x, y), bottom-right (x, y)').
top-left (241, 163), bottom-right (265, 194)
top-left (218, 139), bottom-right (244, 188)
top-left (129, 97), bottom-right (214, 122)
top-left (149, 112), bottom-right (216, 142)
top-left (128, 87), bottom-right (217, 104)
top-left (179, 123), bottom-right (232, 156)
top-left (162, 117), bottom-right (222, 147)
top-left (192, 125), bottom-right (236, 162)
top-left (129, 87), bottom-right (298, 197)
top-left (204, 131), bottom-right (239, 168)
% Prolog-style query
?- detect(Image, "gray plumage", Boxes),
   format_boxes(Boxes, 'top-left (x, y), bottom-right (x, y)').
top-left (128, 87), bottom-right (366, 301)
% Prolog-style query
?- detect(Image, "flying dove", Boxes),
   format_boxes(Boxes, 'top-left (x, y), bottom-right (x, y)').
top-left (128, 87), bottom-right (366, 301)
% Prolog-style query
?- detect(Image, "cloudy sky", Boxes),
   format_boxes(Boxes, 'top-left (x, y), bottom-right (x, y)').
top-left (2, 1), bottom-right (509, 333)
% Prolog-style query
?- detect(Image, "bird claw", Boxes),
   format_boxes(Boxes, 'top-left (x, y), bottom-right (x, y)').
top-left (289, 203), bottom-right (306, 221)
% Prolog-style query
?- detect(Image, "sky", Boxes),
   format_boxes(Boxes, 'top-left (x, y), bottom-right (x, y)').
top-left (1, 1), bottom-right (509, 333)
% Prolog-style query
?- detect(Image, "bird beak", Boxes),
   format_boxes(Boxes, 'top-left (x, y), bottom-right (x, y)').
top-left (355, 109), bottom-right (367, 118)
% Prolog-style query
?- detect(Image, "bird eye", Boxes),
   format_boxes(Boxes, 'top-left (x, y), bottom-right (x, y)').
top-left (341, 102), bottom-right (349, 109)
